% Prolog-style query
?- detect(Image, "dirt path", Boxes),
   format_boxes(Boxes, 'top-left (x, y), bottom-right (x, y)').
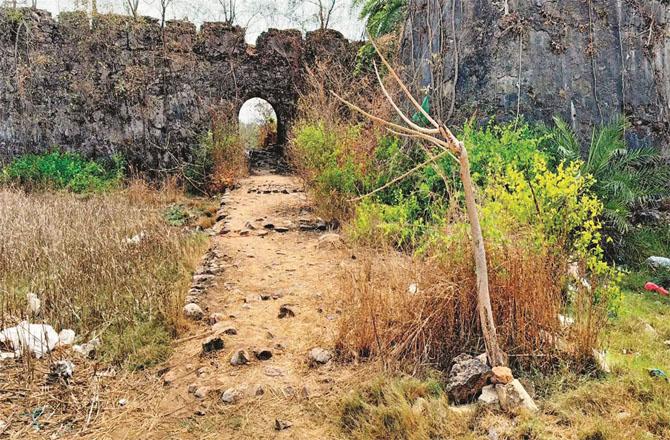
top-left (129, 172), bottom-right (359, 439)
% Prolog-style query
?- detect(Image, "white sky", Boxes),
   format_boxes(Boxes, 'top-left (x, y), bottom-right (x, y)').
top-left (25, 0), bottom-right (365, 43)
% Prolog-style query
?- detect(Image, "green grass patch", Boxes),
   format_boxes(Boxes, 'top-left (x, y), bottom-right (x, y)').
top-left (1, 150), bottom-right (123, 193)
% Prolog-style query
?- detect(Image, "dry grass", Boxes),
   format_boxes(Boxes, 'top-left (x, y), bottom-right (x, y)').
top-left (0, 188), bottom-right (207, 368)
top-left (336, 229), bottom-right (583, 371)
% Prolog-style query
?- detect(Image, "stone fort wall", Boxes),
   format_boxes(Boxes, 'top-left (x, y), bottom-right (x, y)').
top-left (0, 8), bottom-right (357, 168)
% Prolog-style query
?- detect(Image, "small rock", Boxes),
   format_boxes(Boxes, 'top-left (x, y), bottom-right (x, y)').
top-left (221, 388), bottom-right (241, 404)
top-left (263, 222), bottom-right (275, 230)
top-left (230, 349), bottom-right (250, 366)
top-left (212, 323), bottom-right (238, 336)
top-left (163, 370), bottom-right (177, 386)
top-left (183, 303), bottom-right (204, 320)
top-left (407, 283), bottom-right (418, 294)
top-left (202, 336), bottom-right (225, 354)
top-left (478, 385), bottom-right (499, 405)
top-left (194, 387), bottom-right (208, 399)
top-left (301, 385), bottom-right (311, 399)
top-left (264, 366), bottom-right (285, 377)
top-left (644, 322), bottom-right (658, 337)
top-left (476, 353), bottom-right (489, 366)
top-left (274, 226), bottom-right (290, 233)
top-left (647, 256), bottom-right (670, 269)
top-left (496, 379), bottom-right (539, 412)
top-left (257, 230), bottom-right (269, 237)
top-left (239, 229), bottom-right (251, 236)
top-left (58, 329), bottom-right (76, 347)
top-left (278, 304), bottom-right (296, 319)
top-left (118, 398), bottom-right (128, 407)
top-left (308, 347), bottom-right (333, 365)
top-left (197, 366), bottom-right (210, 377)
top-left (244, 221), bottom-right (257, 230)
top-left (283, 385), bottom-right (296, 397)
top-left (195, 408), bottom-right (207, 416)
top-left (254, 348), bottom-right (273, 361)
top-left (254, 384), bottom-right (265, 396)
top-left (260, 293), bottom-right (272, 301)
top-left (445, 353), bottom-right (492, 404)
top-left (245, 294), bottom-right (261, 303)
top-left (275, 419), bottom-right (293, 431)
top-left (491, 366), bottom-right (514, 384)
top-left (208, 313), bottom-right (225, 325)
top-left (188, 383), bottom-right (198, 394)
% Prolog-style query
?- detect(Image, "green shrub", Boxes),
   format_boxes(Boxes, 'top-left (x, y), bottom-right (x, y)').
top-left (548, 117), bottom-right (670, 264)
top-left (1, 150), bottom-right (123, 192)
top-left (186, 122), bottom-right (247, 194)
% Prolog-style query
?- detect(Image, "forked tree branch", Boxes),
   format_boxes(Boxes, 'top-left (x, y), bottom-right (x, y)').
top-left (332, 36), bottom-right (507, 369)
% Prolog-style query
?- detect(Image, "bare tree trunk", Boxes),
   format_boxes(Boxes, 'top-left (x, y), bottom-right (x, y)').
top-left (333, 41), bottom-right (508, 368)
top-left (455, 140), bottom-right (505, 367)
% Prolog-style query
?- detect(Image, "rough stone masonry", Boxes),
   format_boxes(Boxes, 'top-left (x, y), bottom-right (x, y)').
top-left (0, 8), bottom-right (357, 168)
top-left (402, 0), bottom-right (670, 150)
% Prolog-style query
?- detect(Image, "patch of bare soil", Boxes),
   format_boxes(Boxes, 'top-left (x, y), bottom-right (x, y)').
top-left (99, 173), bottom-right (365, 439)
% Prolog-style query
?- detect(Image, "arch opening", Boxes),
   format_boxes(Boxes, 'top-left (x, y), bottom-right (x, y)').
top-left (239, 98), bottom-right (287, 173)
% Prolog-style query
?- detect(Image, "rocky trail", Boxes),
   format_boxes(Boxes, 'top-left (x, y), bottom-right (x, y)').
top-left (125, 170), bottom-right (360, 439)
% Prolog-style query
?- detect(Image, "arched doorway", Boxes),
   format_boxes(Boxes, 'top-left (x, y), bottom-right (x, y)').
top-left (239, 98), bottom-right (285, 172)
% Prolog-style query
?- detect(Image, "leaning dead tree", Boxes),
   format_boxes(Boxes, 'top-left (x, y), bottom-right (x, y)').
top-left (333, 39), bottom-right (507, 368)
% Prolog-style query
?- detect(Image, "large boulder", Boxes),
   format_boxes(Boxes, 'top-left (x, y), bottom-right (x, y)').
top-left (445, 353), bottom-right (493, 404)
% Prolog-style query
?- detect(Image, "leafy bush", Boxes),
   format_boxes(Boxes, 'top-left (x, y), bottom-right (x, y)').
top-left (186, 117), bottom-right (247, 194)
top-left (1, 150), bottom-right (123, 192)
top-left (549, 117), bottom-right (670, 263)
top-left (291, 121), bottom-right (374, 217)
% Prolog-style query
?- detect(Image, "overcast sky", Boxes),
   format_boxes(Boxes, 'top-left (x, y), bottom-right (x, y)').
top-left (24, 0), bottom-right (365, 43)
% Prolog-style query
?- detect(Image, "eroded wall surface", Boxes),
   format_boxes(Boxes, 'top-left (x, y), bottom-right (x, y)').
top-left (402, 0), bottom-right (670, 149)
top-left (0, 9), bottom-right (356, 167)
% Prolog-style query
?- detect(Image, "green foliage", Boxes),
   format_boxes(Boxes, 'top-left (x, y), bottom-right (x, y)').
top-left (354, 0), bottom-right (408, 37)
top-left (186, 124), bottom-right (246, 194)
top-left (549, 117), bottom-right (670, 262)
top-left (291, 121), bottom-right (372, 216)
top-left (164, 204), bottom-right (191, 226)
top-left (102, 320), bottom-right (172, 371)
top-left (1, 151), bottom-right (123, 193)
top-left (484, 153), bottom-right (622, 310)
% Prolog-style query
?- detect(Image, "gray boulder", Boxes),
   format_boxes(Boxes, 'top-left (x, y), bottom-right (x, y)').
top-left (445, 353), bottom-right (492, 404)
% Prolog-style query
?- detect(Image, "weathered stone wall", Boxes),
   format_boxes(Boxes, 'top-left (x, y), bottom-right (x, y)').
top-left (401, 0), bottom-right (670, 149)
top-left (0, 8), bottom-right (357, 167)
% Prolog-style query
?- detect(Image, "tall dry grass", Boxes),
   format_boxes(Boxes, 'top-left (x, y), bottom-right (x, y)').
top-left (336, 229), bottom-right (588, 371)
top-left (0, 188), bottom-right (206, 367)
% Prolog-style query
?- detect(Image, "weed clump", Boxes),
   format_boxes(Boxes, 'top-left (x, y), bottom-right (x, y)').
top-left (1, 150), bottom-right (124, 192)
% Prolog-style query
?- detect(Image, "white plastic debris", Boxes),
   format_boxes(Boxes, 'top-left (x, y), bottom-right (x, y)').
top-left (73, 337), bottom-right (101, 359)
top-left (118, 398), bottom-right (128, 407)
top-left (58, 329), bottom-right (76, 347)
top-left (558, 314), bottom-right (575, 328)
top-left (408, 283), bottom-right (419, 294)
top-left (0, 321), bottom-right (59, 358)
top-left (26, 292), bottom-right (41, 315)
top-left (124, 231), bottom-right (147, 245)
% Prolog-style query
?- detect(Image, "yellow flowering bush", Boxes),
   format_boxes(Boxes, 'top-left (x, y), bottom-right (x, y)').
top-left (484, 153), bottom-right (622, 313)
